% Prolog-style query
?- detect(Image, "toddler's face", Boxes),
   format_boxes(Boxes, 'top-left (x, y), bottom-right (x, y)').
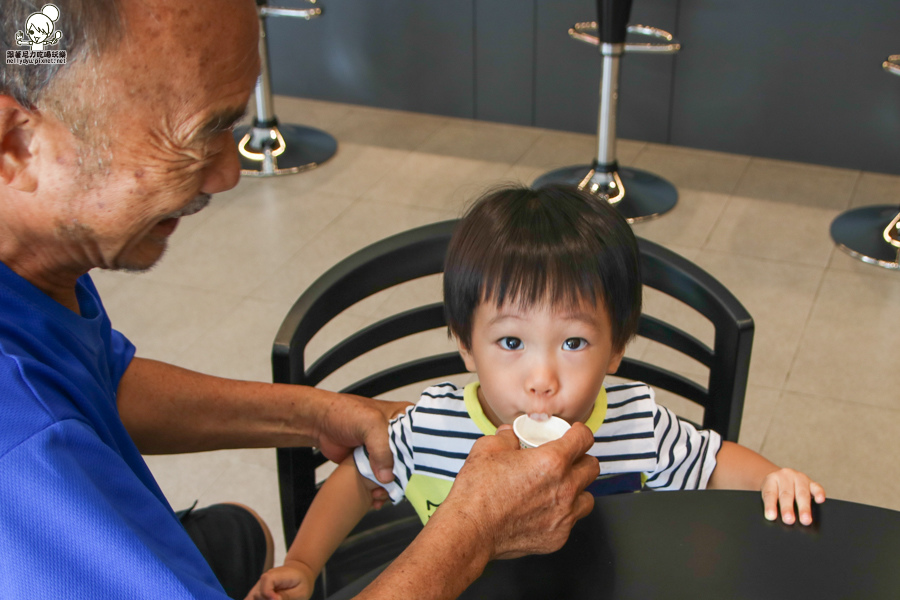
top-left (457, 297), bottom-right (625, 427)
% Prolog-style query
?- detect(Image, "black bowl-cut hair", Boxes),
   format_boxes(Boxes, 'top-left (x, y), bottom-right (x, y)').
top-left (444, 184), bottom-right (642, 352)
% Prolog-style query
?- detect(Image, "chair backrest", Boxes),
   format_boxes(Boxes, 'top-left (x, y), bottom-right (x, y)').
top-left (272, 220), bottom-right (461, 547)
top-left (272, 219), bottom-right (754, 546)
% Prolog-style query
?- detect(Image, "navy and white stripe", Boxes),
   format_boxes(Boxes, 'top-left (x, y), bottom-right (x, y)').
top-left (599, 383), bottom-right (720, 490)
top-left (354, 381), bottom-right (721, 504)
top-left (354, 382), bottom-right (483, 504)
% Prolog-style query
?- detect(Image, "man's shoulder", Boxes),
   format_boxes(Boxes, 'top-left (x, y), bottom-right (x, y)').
top-left (0, 355), bottom-right (73, 458)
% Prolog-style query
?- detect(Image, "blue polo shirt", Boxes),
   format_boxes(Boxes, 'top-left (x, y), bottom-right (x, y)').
top-left (0, 263), bottom-right (228, 598)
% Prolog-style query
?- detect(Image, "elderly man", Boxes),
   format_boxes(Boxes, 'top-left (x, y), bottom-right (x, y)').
top-left (0, 1), bottom-right (600, 598)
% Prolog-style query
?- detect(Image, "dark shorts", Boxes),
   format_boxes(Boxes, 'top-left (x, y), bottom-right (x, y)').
top-left (178, 503), bottom-right (268, 600)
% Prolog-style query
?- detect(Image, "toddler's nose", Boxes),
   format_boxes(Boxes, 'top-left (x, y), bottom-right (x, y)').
top-left (526, 362), bottom-right (559, 398)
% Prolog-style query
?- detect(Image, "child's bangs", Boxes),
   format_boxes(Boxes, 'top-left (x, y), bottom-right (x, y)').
top-left (478, 250), bottom-right (606, 314)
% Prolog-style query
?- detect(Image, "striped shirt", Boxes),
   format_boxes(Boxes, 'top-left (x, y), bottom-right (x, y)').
top-left (354, 381), bottom-right (721, 523)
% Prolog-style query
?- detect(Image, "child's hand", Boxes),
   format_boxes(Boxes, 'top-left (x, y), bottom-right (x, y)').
top-left (244, 561), bottom-right (316, 600)
top-left (760, 468), bottom-right (826, 526)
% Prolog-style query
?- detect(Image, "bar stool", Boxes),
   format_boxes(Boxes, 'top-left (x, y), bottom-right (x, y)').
top-left (829, 55), bottom-right (900, 269)
top-left (233, 0), bottom-right (338, 177)
top-left (533, 0), bottom-right (680, 223)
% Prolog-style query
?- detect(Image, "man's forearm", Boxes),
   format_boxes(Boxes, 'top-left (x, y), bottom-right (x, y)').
top-left (117, 357), bottom-right (325, 454)
top-left (355, 506), bottom-right (491, 600)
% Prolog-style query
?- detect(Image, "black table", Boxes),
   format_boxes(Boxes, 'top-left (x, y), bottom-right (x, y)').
top-left (327, 490), bottom-right (900, 599)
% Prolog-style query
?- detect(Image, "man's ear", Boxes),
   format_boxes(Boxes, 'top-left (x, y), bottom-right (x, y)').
top-left (0, 96), bottom-right (38, 192)
top-left (455, 336), bottom-right (477, 373)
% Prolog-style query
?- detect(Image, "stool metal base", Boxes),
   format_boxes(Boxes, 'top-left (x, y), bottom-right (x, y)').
top-left (830, 205), bottom-right (900, 270)
top-left (533, 165), bottom-right (677, 223)
top-left (234, 123), bottom-right (337, 177)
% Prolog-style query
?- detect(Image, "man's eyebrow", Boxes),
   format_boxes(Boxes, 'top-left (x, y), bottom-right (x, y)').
top-left (198, 107), bottom-right (248, 137)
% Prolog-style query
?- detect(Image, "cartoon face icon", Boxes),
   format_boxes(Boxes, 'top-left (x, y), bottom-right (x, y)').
top-left (17, 4), bottom-right (62, 50)
top-left (27, 14), bottom-right (54, 44)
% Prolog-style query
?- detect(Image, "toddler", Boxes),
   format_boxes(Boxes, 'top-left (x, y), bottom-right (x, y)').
top-left (246, 184), bottom-right (825, 600)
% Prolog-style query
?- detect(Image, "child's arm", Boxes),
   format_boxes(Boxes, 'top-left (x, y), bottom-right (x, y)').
top-left (245, 455), bottom-right (381, 600)
top-left (707, 441), bottom-right (826, 526)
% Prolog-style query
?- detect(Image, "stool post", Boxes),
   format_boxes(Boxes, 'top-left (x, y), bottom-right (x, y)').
top-left (533, 3), bottom-right (680, 223)
top-left (233, 0), bottom-right (338, 177)
top-left (253, 13), bottom-right (277, 127)
top-left (596, 45), bottom-right (623, 170)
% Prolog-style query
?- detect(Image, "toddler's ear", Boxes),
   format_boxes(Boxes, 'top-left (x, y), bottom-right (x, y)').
top-left (455, 338), bottom-right (477, 373)
top-left (606, 346), bottom-right (626, 375)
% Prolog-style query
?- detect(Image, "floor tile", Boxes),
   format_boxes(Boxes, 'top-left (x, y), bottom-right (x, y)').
top-left (786, 269), bottom-right (900, 409)
top-left (265, 142), bottom-right (413, 200)
top-left (177, 297), bottom-right (290, 383)
top-left (251, 200), bottom-right (454, 308)
top-left (692, 251), bottom-right (823, 390)
top-left (704, 195), bottom-right (841, 267)
top-left (630, 189), bottom-right (730, 250)
top-left (416, 119), bottom-right (542, 164)
top-left (139, 184), bottom-right (357, 298)
top-left (100, 279), bottom-right (245, 364)
top-left (761, 392), bottom-right (900, 512)
top-left (363, 152), bottom-right (517, 213)
top-left (733, 158), bottom-right (860, 210)
top-left (631, 143), bottom-right (751, 194)
top-left (735, 385), bottom-right (782, 453)
top-left (267, 95), bottom-right (356, 132)
top-left (847, 170), bottom-right (900, 210)
top-left (325, 105), bottom-right (450, 151)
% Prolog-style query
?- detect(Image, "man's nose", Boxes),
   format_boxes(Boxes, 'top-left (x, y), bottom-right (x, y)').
top-left (200, 132), bottom-right (242, 195)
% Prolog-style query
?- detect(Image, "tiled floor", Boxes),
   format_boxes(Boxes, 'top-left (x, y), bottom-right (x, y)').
top-left (90, 95), bottom-right (900, 564)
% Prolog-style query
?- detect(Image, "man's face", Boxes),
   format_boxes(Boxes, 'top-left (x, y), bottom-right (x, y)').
top-left (457, 296), bottom-right (625, 427)
top-left (38, 0), bottom-right (260, 272)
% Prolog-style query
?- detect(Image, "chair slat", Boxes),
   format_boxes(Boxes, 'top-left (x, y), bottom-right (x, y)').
top-left (305, 304), bottom-right (446, 386)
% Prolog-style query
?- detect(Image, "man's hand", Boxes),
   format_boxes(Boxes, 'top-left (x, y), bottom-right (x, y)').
top-left (314, 394), bottom-right (411, 485)
top-left (438, 422), bottom-right (599, 560)
top-left (761, 468), bottom-right (826, 526)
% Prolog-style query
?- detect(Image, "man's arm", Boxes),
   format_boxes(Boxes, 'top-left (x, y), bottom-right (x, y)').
top-left (354, 425), bottom-right (599, 600)
top-left (117, 357), bottom-right (405, 482)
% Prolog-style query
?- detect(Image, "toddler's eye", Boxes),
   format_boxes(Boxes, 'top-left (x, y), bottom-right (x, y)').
top-left (499, 337), bottom-right (522, 350)
top-left (563, 338), bottom-right (587, 351)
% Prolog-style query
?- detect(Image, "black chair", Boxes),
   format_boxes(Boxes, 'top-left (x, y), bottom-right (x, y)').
top-left (271, 219), bottom-right (754, 598)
